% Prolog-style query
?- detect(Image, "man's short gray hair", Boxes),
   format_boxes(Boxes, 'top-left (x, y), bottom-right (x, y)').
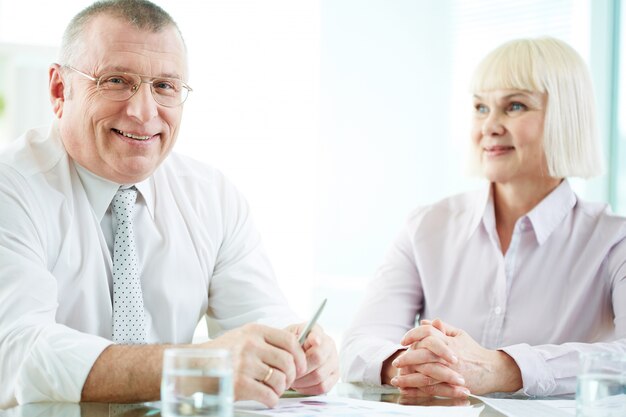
top-left (59, 0), bottom-right (185, 66)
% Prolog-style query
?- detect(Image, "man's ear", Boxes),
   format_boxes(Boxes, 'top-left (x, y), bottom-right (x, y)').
top-left (49, 64), bottom-right (66, 118)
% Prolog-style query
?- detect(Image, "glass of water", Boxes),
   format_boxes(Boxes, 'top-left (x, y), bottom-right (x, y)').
top-left (161, 348), bottom-right (233, 417)
top-left (576, 352), bottom-right (626, 417)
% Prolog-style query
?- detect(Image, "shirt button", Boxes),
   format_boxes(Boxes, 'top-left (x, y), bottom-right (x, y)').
top-left (494, 306), bottom-right (502, 315)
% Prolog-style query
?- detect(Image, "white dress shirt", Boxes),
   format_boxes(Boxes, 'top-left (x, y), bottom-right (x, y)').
top-left (340, 180), bottom-right (626, 396)
top-left (0, 123), bottom-right (298, 408)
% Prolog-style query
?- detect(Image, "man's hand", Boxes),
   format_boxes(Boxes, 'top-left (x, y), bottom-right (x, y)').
top-left (207, 323), bottom-right (307, 407)
top-left (285, 323), bottom-right (339, 395)
top-left (390, 319), bottom-right (522, 397)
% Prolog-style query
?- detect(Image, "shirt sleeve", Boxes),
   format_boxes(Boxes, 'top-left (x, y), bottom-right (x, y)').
top-left (205, 176), bottom-right (299, 332)
top-left (340, 221), bottom-right (424, 384)
top-left (501, 235), bottom-right (626, 396)
top-left (0, 167), bottom-right (112, 407)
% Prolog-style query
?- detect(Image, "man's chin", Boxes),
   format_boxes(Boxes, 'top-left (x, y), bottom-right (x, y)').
top-left (107, 158), bottom-right (160, 184)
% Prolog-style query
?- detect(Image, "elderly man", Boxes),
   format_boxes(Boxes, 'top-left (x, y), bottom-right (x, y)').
top-left (0, 0), bottom-right (337, 409)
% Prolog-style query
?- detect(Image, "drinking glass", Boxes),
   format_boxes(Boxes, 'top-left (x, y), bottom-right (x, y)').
top-left (576, 352), bottom-right (626, 417)
top-left (161, 348), bottom-right (233, 417)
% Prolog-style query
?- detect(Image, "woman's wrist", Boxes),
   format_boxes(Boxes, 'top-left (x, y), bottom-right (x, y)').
top-left (491, 350), bottom-right (523, 393)
top-left (381, 349), bottom-right (405, 385)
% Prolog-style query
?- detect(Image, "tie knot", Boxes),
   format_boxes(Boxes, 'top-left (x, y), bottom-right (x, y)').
top-left (112, 188), bottom-right (137, 223)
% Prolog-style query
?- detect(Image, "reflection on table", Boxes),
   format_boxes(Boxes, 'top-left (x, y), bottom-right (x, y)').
top-left (1, 383), bottom-right (510, 417)
top-left (333, 383), bottom-right (505, 416)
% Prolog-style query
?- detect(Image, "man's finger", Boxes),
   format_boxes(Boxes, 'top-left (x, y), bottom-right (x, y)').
top-left (261, 326), bottom-right (307, 375)
top-left (290, 352), bottom-right (336, 389)
top-left (292, 370), bottom-right (340, 396)
top-left (234, 374), bottom-right (281, 407)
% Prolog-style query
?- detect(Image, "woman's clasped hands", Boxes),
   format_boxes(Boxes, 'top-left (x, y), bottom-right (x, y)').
top-left (390, 319), bottom-right (522, 398)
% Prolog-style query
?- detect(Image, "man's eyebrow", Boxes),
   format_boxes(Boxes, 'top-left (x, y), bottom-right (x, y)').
top-left (100, 66), bottom-right (182, 79)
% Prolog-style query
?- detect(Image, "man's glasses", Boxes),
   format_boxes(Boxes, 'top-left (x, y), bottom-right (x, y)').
top-left (63, 65), bottom-right (193, 107)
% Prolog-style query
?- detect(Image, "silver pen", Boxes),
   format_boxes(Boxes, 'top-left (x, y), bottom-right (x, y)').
top-left (298, 298), bottom-right (327, 345)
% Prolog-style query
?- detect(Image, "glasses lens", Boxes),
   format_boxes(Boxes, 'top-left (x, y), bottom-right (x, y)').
top-left (151, 79), bottom-right (188, 107)
top-left (97, 73), bottom-right (140, 101)
top-left (96, 72), bottom-right (189, 106)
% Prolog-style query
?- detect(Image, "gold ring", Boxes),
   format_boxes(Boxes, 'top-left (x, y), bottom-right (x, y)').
top-left (262, 366), bottom-right (274, 383)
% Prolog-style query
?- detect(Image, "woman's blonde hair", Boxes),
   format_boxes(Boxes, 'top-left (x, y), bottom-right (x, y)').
top-left (470, 37), bottom-right (603, 178)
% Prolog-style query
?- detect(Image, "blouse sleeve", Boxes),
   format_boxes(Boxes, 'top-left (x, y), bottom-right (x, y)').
top-left (340, 221), bottom-right (424, 384)
top-left (501, 235), bottom-right (626, 396)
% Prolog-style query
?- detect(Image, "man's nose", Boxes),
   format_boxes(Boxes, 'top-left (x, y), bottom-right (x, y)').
top-left (125, 82), bottom-right (159, 122)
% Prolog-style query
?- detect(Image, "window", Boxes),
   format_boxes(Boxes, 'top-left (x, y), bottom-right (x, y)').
top-left (611, 1), bottom-right (625, 214)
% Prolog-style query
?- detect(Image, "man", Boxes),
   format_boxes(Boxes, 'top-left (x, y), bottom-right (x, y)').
top-left (0, 0), bottom-right (338, 409)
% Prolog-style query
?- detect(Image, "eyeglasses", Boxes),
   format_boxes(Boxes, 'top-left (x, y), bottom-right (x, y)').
top-left (63, 65), bottom-right (193, 107)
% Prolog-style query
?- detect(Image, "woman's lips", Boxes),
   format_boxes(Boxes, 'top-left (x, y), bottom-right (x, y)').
top-left (484, 145), bottom-right (514, 156)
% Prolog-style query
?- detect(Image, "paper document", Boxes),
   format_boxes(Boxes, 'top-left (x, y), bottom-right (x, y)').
top-left (476, 396), bottom-right (575, 417)
top-left (236, 395), bottom-right (484, 417)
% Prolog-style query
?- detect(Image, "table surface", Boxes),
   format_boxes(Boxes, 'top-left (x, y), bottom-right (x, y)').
top-left (2, 383), bottom-right (573, 416)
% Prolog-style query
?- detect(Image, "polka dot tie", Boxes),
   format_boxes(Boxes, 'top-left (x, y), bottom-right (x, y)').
top-left (111, 188), bottom-right (146, 344)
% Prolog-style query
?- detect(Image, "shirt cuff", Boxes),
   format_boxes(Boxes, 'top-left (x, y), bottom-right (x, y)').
top-left (500, 343), bottom-right (556, 396)
top-left (15, 324), bottom-right (113, 404)
top-left (341, 340), bottom-right (405, 385)
top-left (361, 342), bottom-right (405, 385)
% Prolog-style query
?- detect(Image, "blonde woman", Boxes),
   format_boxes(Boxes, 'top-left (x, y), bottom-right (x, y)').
top-left (340, 37), bottom-right (626, 398)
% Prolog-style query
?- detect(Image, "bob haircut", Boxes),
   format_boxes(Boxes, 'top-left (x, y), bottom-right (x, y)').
top-left (469, 37), bottom-right (603, 178)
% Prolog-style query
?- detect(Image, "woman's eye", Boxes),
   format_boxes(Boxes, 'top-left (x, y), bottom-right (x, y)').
top-left (508, 102), bottom-right (527, 112)
top-left (474, 104), bottom-right (488, 114)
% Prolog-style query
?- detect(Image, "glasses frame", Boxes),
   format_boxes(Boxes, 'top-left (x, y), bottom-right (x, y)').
top-left (62, 65), bottom-right (193, 107)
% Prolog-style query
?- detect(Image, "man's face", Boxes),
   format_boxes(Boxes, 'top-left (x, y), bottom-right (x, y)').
top-left (53, 14), bottom-right (187, 184)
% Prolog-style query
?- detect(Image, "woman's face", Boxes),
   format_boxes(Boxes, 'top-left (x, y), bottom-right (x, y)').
top-left (471, 89), bottom-right (549, 186)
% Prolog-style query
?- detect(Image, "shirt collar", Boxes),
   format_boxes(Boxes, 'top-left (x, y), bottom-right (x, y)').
top-left (526, 179), bottom-right (576, 245)
top-left (474, 179), bottom-right (576, 246)
top-left (468, 182), bottom-right (492, 241)
top-left (73, 162), bottom-right (156, 221)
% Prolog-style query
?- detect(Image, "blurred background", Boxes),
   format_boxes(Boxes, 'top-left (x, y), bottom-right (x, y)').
top-left (0, 0), bottom-right (624, 348)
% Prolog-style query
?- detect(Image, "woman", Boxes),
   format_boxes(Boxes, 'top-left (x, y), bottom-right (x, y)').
top-left (340, 37), bottom-right (626, 398)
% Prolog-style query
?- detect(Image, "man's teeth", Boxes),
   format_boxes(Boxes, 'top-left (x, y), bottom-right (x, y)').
top-left (114, 129), bottom-right (151, 141)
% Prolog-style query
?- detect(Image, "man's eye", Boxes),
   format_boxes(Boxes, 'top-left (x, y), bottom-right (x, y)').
top-left (154, 80), bottom-right (177, 90)
top-left (102, 76), bottom-right (131, 86)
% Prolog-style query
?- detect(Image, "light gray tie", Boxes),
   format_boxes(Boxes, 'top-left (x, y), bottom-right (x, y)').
top-left (111, 187), bottom-right (146, 344)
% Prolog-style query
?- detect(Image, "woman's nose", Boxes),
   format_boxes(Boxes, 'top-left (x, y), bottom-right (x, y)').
top-left (481, 112), bottom-right (505, 136)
